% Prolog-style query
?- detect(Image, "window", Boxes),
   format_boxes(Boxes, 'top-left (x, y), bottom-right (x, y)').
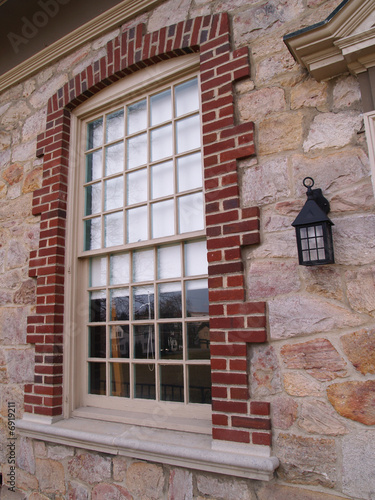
top-left (69, 56), bottom-right (211, 424)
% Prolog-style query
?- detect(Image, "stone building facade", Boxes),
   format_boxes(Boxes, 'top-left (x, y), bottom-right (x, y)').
top-left (0, 0), bottom-right (374, 499)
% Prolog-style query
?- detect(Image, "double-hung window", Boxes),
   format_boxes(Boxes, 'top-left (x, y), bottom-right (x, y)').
top-left (68, 56), bottom-right (211, 426)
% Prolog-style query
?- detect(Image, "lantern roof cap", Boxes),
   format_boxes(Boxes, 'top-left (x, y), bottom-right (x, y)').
top-left (292, 198), bottom-right (334, 227)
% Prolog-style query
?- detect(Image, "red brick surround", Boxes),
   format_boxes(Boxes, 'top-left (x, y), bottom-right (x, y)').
top-left (26, 13), bottom-right (271, 446)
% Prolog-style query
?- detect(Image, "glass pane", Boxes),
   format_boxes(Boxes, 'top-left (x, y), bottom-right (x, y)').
top-left (301, 239), bottom-right (308, 250)
top-left (302, 250), bottom-right (309, 262)
top-left (105, 176), bottom-right (123, 210)
top-left (185, 279), bottom-right (208, 317)
top-left (308, 226), bottom-right (316, 238)
top-left (176, 114), bottom-right (200, 154)
top-left (84, 218), bottom-right (101, 251)
top-left (110, 288), bottom-right (129, 321)
top-left (187, 322), bottom-right (210, 359)
top-left (134, 324), bottom-right (155, 359)
top-left (110, 253), bottom-right (130, 285)
top-left (85, 183), bottom-right (101, 215)
top-left (134, 364), bottom-right (155, 399)
top-left (310, 249), bottom-right (318, 260)
top-left (300, 227), bottom-right (307, 238)
top-left (90, 257), bottom-right (107, 287)
top-left (111, 363), bottom-right (129, 397)
top-left (110, 325), bottom-right (129, 358)
top-left (159, 323), bottom-right (183, 359)
top-left (105, 212), bottom-right (123, 247)
top-left (127, 99), bottom-right (147, 135)
top-left (158, 282), bottom-right (182, 318)
top-left (188, 365), bottom-right (211, 404)
top-left (152, 199), bottom-right (174, 238)
top-left (133, 249), bottom-right (154, 282)
top-left (133, 286), bottom-right (154, 320)
top-left (89, 290), bottom-right (106, 322)
top-left (87, 118), bottom-right (103, 149)
top-left (309, 237), bottom-right (317, 249)
top-left (185, 240), bottom-right (208, 276)
top-left (150, 89), bottom-right (172, 126)
top-left (158, 244), bottom-right (181, 279)
top-left (106, 109), bottom-right (124, 143)
top-left (316, 225), bottom-right (323, 237)
top-left (127, 169), bottom-right (147, 205)
top-left (88, 362), bottom-right (106, 395)
top-left (89, 326), bottom-right (106, 358)
top-left (317, 237), bottom-right (324, 248)
top-left (151, 160), bottom-right (174, 199)
top-left (175, 78), bottom-right (199, 117)
top-left (86, 150), bottom-right (102, 181)
top-left (178, 192), bottom-right (204, 233)
top-left (177, 153), bottom-right (202, 192)
top-left (160, 365), bottom-right (184, 402)
top-left (127, 206), bottom-right (148, 243)
top-left (127, 133), bottom-right (147, 169)
top-left (151, 124), bottom-right (172, 162)
top-left (318, 248), bottom-right (326, 260)
top-left (105, 142), bottom-right (124, 175)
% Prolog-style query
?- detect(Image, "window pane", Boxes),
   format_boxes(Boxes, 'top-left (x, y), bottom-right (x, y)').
top-left (105, 142), bottom-right (124, 175)
top-left (185, 279), bottom-right (208, 317)
top-left (85, 183), bottom-right (101, 215)
top-left (111, 363), bottom-right (130, 397)
top-left (106, 109), bottom-right (124, 143)
top-left (150, 89), bottom-right (172, 126)
top-left (177, 152), bottom-right (202, 192)
top-left (110, 288), bottom-right (129, 321)
top-left (151, 124), bottom-right (173, 162)
top-left (89, 290), bottom-right (106, 322)
top-left (127, 206), bottom-right (148, 243)
top-left (110, 252), bottom-right (130, 285)
top-left (133, 286), bottom-right (154, 320)
top-left (84, 218), bottom-right (101, 250)
top-left (187, 322), bottom-right (210, 359)
top-left (188, 365), bottom-right (211, 404)
top-left (133, 249), bottom-right (154, 282)
top-left (105, 176), bottom-right (123, 211)
top-left (134, 364), bottom-right (155, 399)
top-left (127, 168), bottom-right (147, 205)
top-left (176, 114), bottom-right (200, 153)
top-left (151, 160), bottom-right (174, 199)
top-left (127, 99), bottom-right (147, 134)
top-left (158, 244), bottom-right (181, 279)
top-left (178, 192), bottom-right (204, 233)
top-left (160, 365), bottom-right (184, 402)
top-left (152, 199), bottom-right (174, 238)
top-left (86, 150), bottom-right (102, 181)
top-left (175, 78), bottom-right (199, 117)
top-left (159, 323), bottom-right (183, 360)
top-left (90, 257), bottom-right (107, 287)
top-left (87, 118), bottom-right (103, 149)
top-left (134, 324), bottom-right (155, 359)
top-left (111, 325), bottom-right (129, 358)
top-left (89, 326), bottom-right (106, 358)
top-left (105, 212), bottom-right (123, 247)
top-left (88, 362), bottom-right (106, 395)
top-left (158, 282), bottom-right (182, 318)
top-left (185, 240), bottom-right (208, 276)
top-left (127, 133), bottom-right (147, 169)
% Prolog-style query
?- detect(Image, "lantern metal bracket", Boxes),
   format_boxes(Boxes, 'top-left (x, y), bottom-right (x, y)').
top-left (303, 177), bottom-right (330, 214)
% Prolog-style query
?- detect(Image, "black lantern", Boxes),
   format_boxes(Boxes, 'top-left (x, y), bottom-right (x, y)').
top-left (292, 177), bottom-right (334, 266)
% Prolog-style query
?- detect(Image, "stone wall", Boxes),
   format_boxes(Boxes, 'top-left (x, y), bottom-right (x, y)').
top-left (0, 0), bottom-right (374, 499)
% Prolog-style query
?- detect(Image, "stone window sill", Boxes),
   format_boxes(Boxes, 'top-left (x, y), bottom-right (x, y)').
top-left (17, 414), bottom-right (279, 481)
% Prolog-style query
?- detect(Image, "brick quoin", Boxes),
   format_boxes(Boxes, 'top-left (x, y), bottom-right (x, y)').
top-left (27, 12), bottom-right (269, 446)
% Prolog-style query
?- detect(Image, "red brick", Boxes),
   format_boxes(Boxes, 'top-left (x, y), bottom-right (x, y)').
top-left (252, 432), bottom-right (272, 446)
top-left (229, 359), bottom-right (247, 371)
top-left (210, 316), bottom-right (244, 329)
top-left (212, 414), bottom-right (228, 426)
top-left (209, 330), bottom-right (226, 341)
top-left (208, 261), bottom-right (243, 276)
top-left (209, 288), bottom-right (244, 302)
top-left (212, 400), bottom-right (248, 413)
top-left (213, 428), bottom-right (250, 443)
top-left (230, 387), bottom-right (249, 400)
top-left (246, 316), bottom-right (267, 328)
top-left (211, 385), bottom-right (227, 397)
top-left (228, 330), bottom-right (267, 343)
top-left (250, 401), bottom-right (271, 416)
top-left (211, 372), bottom-right (247, 385)
top-left (232, 416), bottom-right (271, 430)
top-left (210, 344), bottom-right (247, 357)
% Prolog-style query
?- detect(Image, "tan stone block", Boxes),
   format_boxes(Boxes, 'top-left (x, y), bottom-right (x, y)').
top-left (250, 345), bottom-right (282, 397)
top-left (344, 269), bottom-right (375, 315)
top-left (47, 444), bottom-right (74, 460)
top-left (242, 157), bottom-right (289, 206)
top-left (298, 400), bottom-right (348, 435)
top-left (258, 112), bottom-right (304, 155)
top-left (67, 480), bottom-right (90, 500)
top-left (257, 483), bottom-right (350, 500)
top-left (247, 260), bottom-right (300, 299)
top-left (238, 87), bottom-right (286, 122)
top-left (22, 109), bottom-right (46, 141)
top-left (333, 75), bottom-right (361, 110)
top-left (16, 467), bottom-right (39, 491)
top-left (341, 329), bottom-right (375, 374)
top-left (5, 348), bottom-right (34, 384)
top-left (0, 132), bottom-right (11, 151)
top-left (68, 452), bottom-right (111, 484)
top-left (303, 266), bottom-right (344, 301)
top-left (275, 433), bottom-right (336, 487)
top-left (22, 167), bottom-right (43, 194)
top-left (168, 469), bottom-right (193, 500)
top-left (147, 0), bottom-right (190, 33)
top-left (334, 215), bottom-right (375, 265)
top-left (0, 181), bottom-right (7, 199)
top-left (35, 458), bottom-right (65, 495)
top-left (0, 383), bottom-right (23, 417)
top-left (0, 101), bottom-right (31, 128)
top-left (196, 473), bottom-right (256, 500)
top-left (2, 164), bottom-right (23, 186)
top-left (126, 462), bottom-right (164, 499)
top-left (280, 338), bottom-right (347, 381)
top-left (0, 307), bottom-right (27, 344)
top-left (0, 193), bottom-right (33, 220)
top-left (330, 181), bottom-right (375, 213)
top-left (113, 456), bottom-right (131, 482)
top-left (327, 380), bottom-right (375, 425)
top-left (14, 280), bottom-right (36, 305)
top-left (29, 74), bottom-right (68, 110)
top-left (291, 78), bottom-right (329, 111)
top-left (28, 494), bottom-right (50, 500)
top-left (272, 396), bottom-right (298, 429)
top-left (33, 441), bottom-right (47, 458)
top-left (16, 437), bottom-right (35, 475)
top-left (283, 372), bottom-right (322, 397)
top-left (92, 483), bottom-right (132, 499)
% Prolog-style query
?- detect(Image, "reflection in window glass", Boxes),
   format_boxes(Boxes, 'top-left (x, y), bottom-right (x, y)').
top-left (185, 279), bottom-right (209, 317)
top-left (86, 150), bottom-right (102, 182)
top-left (111, 363), bottom-right (129, 397)
top-left (127, 133), bottom-right (147, 169)
top-left (133, 286), bottom-right (154, 320)
top-left (105, 212), bottom-right (123, 247)
top-left (158, 244), bottom-right (181, 279)
top-left (127, 206), bottom-right (147, 243)
top-left (185, 240), bottom-right (208, 276)
top-left (175, 78), bottom-right (199, 117)
top-left (178, 192), bottom-right (204, 233)
top-left (110, 253), bottom-right (130, 285)
top-left (87, 118), bottom-right (103, 149)
top-left (150, 89), bottom-right (171, 126)
top-left (110, 288), bottom-right (129, 321)
top-left (89, 326), bottom-right (106, 358)
top-left (85, 183), bottom-right (101, 215)
top-left (152, 199), bottom-right (174, 239)
top-left (133, 249), bottom-right (154, 282)
top-left (151, 160), bottom-right (174, 199)
top-left (177, 152), bottom-right (202, 192)
top-left (105, 176), bottom-right (123, 211)
top-left (105, 142), bottom-right (124, 176)
top-left (127, 99), bottom-right (147, 134)
top-left (159, 323), bottom-right (183, 360)
top-left (84, 217), bottom-right (101, 250)
top-left (134, 324), bottom-right (155, 359)
top-left (176, 114), bottom-right (200, 153)
top-left (106, 110), bottom-right (124, 143)
top-left (127, 169), bottom-right (147, 205)
top-left (158, 282), bottom-right (182, 318)
top-left (187, 322), bottom-right (210, 359)
top-left (88, 362), bottom-right (106, 395)
top-left (160, 365), bottom-right (184, 402)
top-left (134, 364), bottom-right (155, 399)
top-left (90, 257), bottom-right (107, 287)
top-left (110, 325), bottom-right (129, 358)
top-left (89, 290), bottom-right (106, 322)
top-left (151, 124), bottom-right (173, 162)
top-left (189, 365), bottom-right (211, 404)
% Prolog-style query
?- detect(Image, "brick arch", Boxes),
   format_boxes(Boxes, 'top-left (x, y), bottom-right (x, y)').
top-left (26, 13), bottom-right (270, 446)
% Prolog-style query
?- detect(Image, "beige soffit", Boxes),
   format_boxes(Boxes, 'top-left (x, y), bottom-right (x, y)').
top-left (284, 0), bottom-right (375, 81)
top-left (0, 0), bottom-right (164, 93)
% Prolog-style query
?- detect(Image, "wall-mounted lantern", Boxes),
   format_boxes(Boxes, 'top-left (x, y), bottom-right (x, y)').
top-left (292, 177), bottom-right (334, 266)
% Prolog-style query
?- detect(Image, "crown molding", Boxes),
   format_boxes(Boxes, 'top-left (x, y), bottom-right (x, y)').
top-left (0, 0), bottom-right (163, 94)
